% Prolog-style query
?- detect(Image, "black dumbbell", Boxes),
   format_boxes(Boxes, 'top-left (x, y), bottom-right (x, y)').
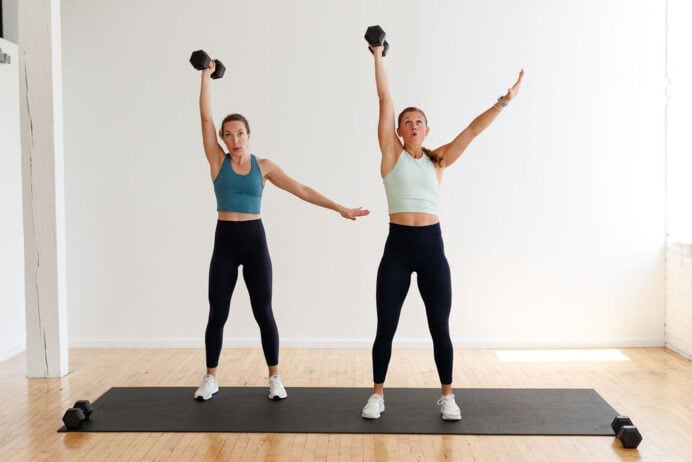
top-left (364, 25), bottom-right (389, 56)
top-left (189, 49), bottom-right (226, 79)
top-left (62, 400), bottom-right (93, 429)
top-left (611, 415), bottom-right (642, 449)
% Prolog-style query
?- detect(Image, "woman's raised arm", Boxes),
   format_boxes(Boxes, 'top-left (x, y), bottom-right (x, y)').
top-left (199, 60), bottom-right (226, 177)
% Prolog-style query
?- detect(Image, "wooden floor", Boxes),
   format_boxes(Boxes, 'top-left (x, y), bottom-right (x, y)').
top-left (0, 347), bottom-right (690, 461)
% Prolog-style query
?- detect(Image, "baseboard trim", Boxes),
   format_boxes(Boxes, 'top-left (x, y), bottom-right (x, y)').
top-left (68, 337), bottom-right (665, 349)
top-left (0, 343), bottom-right (26, 362)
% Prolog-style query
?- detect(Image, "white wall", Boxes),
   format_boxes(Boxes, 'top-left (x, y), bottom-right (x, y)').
top-left (0, 38), bottom-right (26, 360)
top-left (665, 244), bottom-right (692, 359)
top-left (664, 0), bottom-right (692, 359)
top-left (60, 0), bottom-right (667, 349)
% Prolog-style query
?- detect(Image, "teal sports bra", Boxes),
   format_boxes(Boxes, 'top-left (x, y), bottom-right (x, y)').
top-left (213, 154), bottom-right (263, 214)
top-left (383, 150), bottom-right (440, 215)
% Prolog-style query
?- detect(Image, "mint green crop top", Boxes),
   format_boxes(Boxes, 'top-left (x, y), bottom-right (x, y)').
top-left (383, 150), bottom-right (440, 215)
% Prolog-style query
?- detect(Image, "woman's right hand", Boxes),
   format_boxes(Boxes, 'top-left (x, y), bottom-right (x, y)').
top-left (202, 58), bottom-right (215, 77)
top-left (370, 44), bottom-right (385, 58)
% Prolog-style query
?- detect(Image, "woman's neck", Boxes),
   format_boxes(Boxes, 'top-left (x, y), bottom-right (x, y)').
top-left (405, 145), bottom-right (424, 159)
top-left (229, 151), bottom-right (250, 164)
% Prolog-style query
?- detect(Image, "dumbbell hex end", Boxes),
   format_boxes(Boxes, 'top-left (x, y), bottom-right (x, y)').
top-left (611, 415), bottom-right (633, 434)
top-left (189, 49), bottom-right (211, 70)
top-left (211, 59), bottom-right (226, 79)
top-left (617, 425), bottom-right (643, 449)
top-left (364, 25), bottom-right (386, 45)
top-left (74, 400), bottom-right (93, 419)
top-left (62, 407), bottom-right (86, 429)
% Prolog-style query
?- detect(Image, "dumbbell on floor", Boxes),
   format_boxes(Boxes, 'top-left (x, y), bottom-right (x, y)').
top-left (611, 415), bottom-right (642, 449)
top-left (189, 49), bottom-right (226, 79)
top-left (62, 400), bottom-right (94, 429)
top-left (364, 25), bottom-right (389, 56)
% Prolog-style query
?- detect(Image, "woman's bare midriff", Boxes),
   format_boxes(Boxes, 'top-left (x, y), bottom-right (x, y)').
top-left (218, 211), bottom-right (261, 221)
top-left (389, 212), bottom-right (439, 227)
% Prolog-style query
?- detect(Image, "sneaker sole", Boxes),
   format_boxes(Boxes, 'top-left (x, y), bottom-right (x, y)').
top-left (268, 394), bottom-right (287, 400)
top-left (361, 406), bottom-right (384, 419)
top-left (194, 388), bottom-right (219, 401)
top-left (441, 415), bottom-right (462, 421)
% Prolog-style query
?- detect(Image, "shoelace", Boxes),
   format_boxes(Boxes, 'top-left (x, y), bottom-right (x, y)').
top-left (437, 395), bottom-right (456, 406)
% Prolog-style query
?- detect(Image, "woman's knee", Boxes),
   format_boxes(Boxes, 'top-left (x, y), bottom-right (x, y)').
top-left (252, 306), bottom-right (276, 327)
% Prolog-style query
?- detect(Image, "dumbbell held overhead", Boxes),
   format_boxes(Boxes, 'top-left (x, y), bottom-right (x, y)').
top-left (364, 25), bottom-right (390, 56)
top-left (189, 49), bottom-right (226, 79)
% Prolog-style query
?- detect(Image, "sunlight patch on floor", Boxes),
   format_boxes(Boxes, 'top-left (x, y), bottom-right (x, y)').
top-left (495, 349), bottom-right (630, 362)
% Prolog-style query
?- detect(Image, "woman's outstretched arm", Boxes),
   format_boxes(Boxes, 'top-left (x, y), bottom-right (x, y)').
top-left (260, 159), bottom-right (370, 220)
top-left (433, 69), bottom-right (525, 168)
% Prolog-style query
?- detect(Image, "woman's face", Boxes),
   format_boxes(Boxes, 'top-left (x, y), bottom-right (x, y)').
top-left (397, 111), bottom-right (429, 147)
top-left (221, 120), bottom-right (250, 155)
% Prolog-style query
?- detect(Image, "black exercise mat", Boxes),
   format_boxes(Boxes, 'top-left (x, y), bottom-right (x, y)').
top-left (59, 387), bottom-right (618, 435)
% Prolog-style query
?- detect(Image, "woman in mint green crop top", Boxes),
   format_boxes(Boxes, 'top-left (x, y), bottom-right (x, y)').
top-left (193, 57), bottom-right (369, 403)
top-left (360, 38), bottom-right (524, 421)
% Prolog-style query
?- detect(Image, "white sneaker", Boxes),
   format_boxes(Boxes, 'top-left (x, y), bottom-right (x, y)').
top-left (268, 375), bottom-right (287, 400)
top-left (361, 393), bottom-right (385, 419)
top-left (437, 394), bottom-right (462, 421)
top-left (194, 374), bottom-right (219, 401)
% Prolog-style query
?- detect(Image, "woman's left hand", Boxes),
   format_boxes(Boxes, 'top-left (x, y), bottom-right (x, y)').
top-left (503, 69), bottom-right (525, 103)
top-left (339, 206), bottom-right (371, 220)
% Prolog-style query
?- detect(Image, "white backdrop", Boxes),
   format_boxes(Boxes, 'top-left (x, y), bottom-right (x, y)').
top-left (60, 0), bottom-right (666, 348)
top-left (0, 38), bottom-right (26, 361)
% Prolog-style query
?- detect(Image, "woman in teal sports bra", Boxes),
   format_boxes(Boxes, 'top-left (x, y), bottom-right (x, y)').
top-left (193, 58), bottom-right (369, 402)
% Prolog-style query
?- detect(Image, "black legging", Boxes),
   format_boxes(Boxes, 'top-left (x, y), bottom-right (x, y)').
top-left (373, 222), bottom-right (453, 384)
top-left (205, 219), bottom-right (279, 368)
